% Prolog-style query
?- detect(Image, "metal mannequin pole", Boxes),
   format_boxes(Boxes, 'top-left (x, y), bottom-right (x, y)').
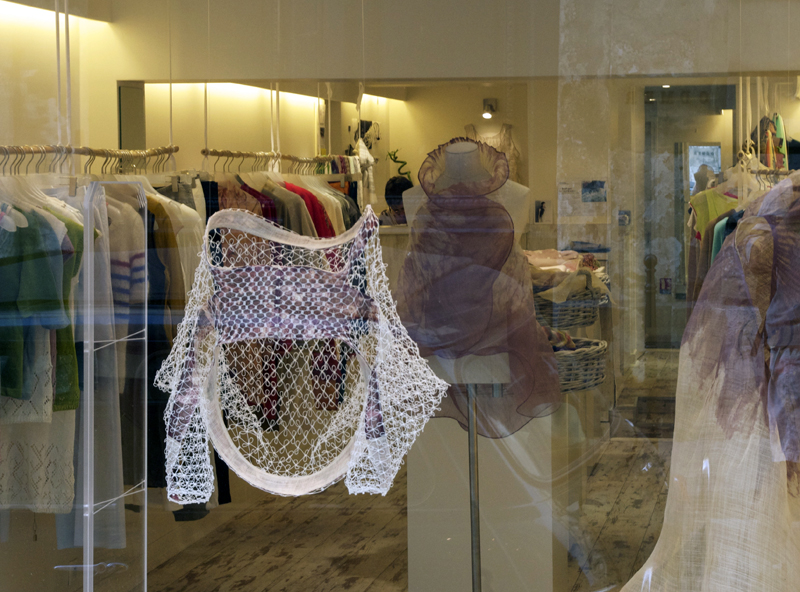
top-left (467, 383), bottom-right (481, 592)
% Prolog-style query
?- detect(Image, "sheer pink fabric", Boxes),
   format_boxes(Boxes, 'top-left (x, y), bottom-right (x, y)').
top-left (623, 174), bottom-right (800, 592)
top-left (397, 139), bottom-right (560, 438)
top-left (687, 176), bottom-right (800, 470)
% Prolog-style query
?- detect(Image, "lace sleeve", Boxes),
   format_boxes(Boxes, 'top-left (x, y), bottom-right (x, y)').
top-left (155, 252), bottom-right (217, 503)
top-left (344, 226), bottom-right (449, 495)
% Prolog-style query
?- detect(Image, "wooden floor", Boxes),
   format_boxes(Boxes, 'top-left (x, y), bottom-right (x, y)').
top-left (140, 469), bottom-right (409, 592)
top-left (615, 350), bottom-right (679, 438)
top-left (141, 350), bottom-right (678, 592)
top-left (567, 438), bottom-right (672, 592)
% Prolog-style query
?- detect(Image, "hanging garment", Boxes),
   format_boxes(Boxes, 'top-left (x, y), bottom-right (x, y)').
top-left (465, 123), bottom-right (522, 183)
top-left (56, 187), bottom-right (125, 549)
top-left (257, 179), bottom-right (318, 237)
top-left (774, 113), bottom-right (789, 169)
top-left (692, 208), bottom-right (735, 302)
top-left (283, 181), bottom-right (336, 237)
top-left (154, 207), bottom-right (448, 501)
top-left (622, 174), bottom-right (800, 592)
top-left (356, 138), bottom-right (376, 206)
top-left (710, 209), bottom-right (744, 263)
top-left (396, 138), bottom-right (560, 438)
top-left (689, 189), bottom-right (737, 240)
top-left (0, 206), bottom-right (76, 512)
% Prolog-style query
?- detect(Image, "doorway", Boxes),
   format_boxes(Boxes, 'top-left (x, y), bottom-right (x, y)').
top-left (642, 84), bottom-right (735, 349)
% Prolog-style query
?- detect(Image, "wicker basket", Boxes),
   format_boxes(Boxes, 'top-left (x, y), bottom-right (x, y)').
top-left (534, 269), bottom-right (604, 329)
top-left (555, 338), bottom-right (607, 392)
top-left (596, 271), bottom-right (610, 305)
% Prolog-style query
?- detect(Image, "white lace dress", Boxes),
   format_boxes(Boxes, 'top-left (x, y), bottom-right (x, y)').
top-left (622, 178), bottom-right (800, 592)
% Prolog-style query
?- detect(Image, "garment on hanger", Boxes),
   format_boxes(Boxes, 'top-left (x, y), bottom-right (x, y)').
top-left (622, 172), bottom-right (800, 592)
top-left (465, 123), bottom-right (522, 183)
top-left (689, 189), bottom-right (737, 239)
top-left (201, 180), bottom-right (220, 220)
top-left (283, 181), bottom-right (336, 237)
top-left (106, 195), bottom-right (147, 490)
top-left (0, 208), bottom-right (67, 424)
top-left (105, 184), bottom-right (187, 490)
top-left (292, 175), bottom-right (350, 233)
top-left (691, 208), bottom-right (735, 302)
top-left (236, 176), bottom-right (277, 221)
top-left (710, 208), bottom-right (744, 263)
top-left (686, 229), bottom-right (700, 315)
top-left (56, 186), bottom-right (125, 550)
top-left (259, 178), bottom-right (318, 237)
top-left (0, 203), bottom-right (77, 513)
top-left (356, 138), bottom-right (376, 205)
top-left (154, 207), bottom-right (448, 501)
top-left (155, 180), bottom-right (196, 211)
top-left (396, 138), bottom-right (560, 438)
top-left (774, 113), bottom-right (788, 168)
top-left (217, 175), bottom-right (262, 216)
top-left (786, 138), bottom-right (800, 171)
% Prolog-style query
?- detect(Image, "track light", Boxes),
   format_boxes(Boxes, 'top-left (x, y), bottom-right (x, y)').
top-left (483, 98), bottom-right (498, 120)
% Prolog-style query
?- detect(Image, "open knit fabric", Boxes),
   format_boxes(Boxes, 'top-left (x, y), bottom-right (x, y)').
top-left (396, 139), bottom-right (560, 438)
top-left (622, 174), bottom-right (800, 592)
top-left (154, 207), bottom-right (448, 501)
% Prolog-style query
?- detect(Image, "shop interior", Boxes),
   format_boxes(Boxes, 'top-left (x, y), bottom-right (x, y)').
top-left (2, 1), bottom-right (799, 591)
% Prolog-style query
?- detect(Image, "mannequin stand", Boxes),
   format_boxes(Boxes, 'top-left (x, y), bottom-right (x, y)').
top-left (466, 382), bottom-right (504, 592)
top-left (467, 384), bottom-right (481, 592)
top-left (426, 353), bottom-right (507, 592)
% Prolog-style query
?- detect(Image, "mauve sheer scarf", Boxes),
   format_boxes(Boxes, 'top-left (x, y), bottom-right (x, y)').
top-left (397, 139), bottom-right (560, 438)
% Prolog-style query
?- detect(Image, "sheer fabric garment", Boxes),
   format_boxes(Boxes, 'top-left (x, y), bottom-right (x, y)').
top-left (397, 139), bottom-right (560, 438)
top-left (155, 207), bottom-right (447, 501)
top-left (622, 175), bottom-right (800, 592)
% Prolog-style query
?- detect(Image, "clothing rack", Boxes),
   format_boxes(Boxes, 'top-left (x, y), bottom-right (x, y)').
top-left (200, 147), bottom-right (357, 164)
top-left (755, 168), bottom-right (795, 176)
top-left (0, 144), bottom-right (180, 176)
top-left (200, 148), bottom-right (366, 181)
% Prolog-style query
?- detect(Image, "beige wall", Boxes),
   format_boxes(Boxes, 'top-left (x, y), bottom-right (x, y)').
top-left (0, 2), bottom-right (85, 148)
top-left (388, 83), bottom-right (529, 186)
top-left (144, 83), bottom-right (318, 173)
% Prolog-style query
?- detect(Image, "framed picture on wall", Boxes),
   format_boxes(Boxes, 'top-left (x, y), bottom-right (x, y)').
top-left (581, 180), bottom-right (607, 203)
top-left (534, 200), bottom-right (553, 223)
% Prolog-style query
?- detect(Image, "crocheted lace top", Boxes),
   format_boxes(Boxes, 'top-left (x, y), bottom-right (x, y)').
top-left (155, 206), bottom-right (448, 501)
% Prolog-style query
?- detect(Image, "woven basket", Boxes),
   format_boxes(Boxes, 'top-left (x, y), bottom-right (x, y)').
top-left (534, 269), bottom-right (604, 329)
top-left (596, 271), bottom-right (610, 305)
top-left (555, 338), bottom-right (607, 392)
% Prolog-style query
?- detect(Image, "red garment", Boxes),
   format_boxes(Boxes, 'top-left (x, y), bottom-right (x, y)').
top-left (239, 183), bottom-right (277, 222)
top-left (285, 182), bottom-right (335, 237)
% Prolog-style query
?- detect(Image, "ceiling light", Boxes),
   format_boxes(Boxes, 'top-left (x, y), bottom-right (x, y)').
top-left (662, 84), bottom-right (671, 88)
top-left (483, 98), bottom-right (498, 120)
